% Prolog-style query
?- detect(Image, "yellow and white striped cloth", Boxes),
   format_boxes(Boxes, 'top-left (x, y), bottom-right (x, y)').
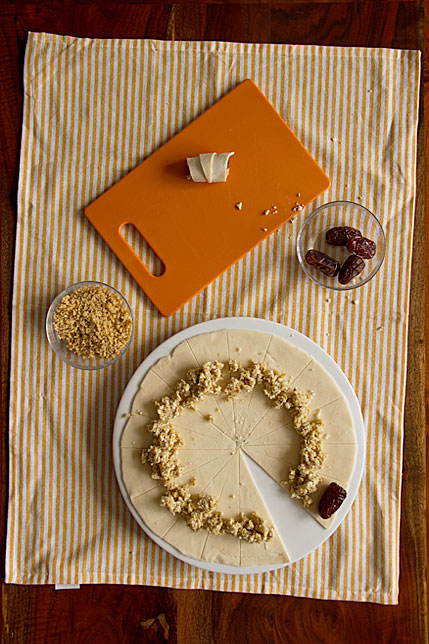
top-left (6, 33), bottom-right (420, 603)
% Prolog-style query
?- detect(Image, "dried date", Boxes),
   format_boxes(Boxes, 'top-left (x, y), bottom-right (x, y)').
top-left (338, 254), bottom-right (365, 284)
top-left (305, 249), bottom-right (340, 277)
top-left (346, 235), bottom-right (376, 258)
top-left (319, 482), bottom-right (347, 519)
top-left (326, 226), bottom-right (361, 246)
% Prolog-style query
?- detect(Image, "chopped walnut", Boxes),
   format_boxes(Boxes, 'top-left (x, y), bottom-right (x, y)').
top-left (140, 357), bottom-right (327, 539)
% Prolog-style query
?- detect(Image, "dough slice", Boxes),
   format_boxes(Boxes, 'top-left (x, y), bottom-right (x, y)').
top-left (186, 331), bottom-right (235, 438)
top-left (120, 415), bottom-right (153, 448)
top-left (237, 336), bottom-right (311, 440)
top-left (238, 453), bottom-right (290, 565)
top-left (199, 451), bottom-right (241, 565)
top-left (318, 443), bottom-right (357, 482)
top-left (121, 447), bottom-right (160, 498)
top-left (237, 384), bottom-right (275, 440)
top-left (131, 485), bottom-right (180, 538)
top-left (226, 330), bottom-right (272, 438)
top-left (179, 448), bottom-right (233, 478)
top-left (132, 371), bottom-right (173, 419)
top-left (150, 341), bottom-right (199, 388)
top-left (174, 451), bottom-right (232, 490)
top-left (243, 443), bottom-right (301, 466)
top-left (243, 445), bottom-right (297, 483)
top-left (174, 405), bottom-right (231, 441)
top-left (292, 360), bottom-right (344, 410)
top-left (199, 153), bottom-right (215, 182)
top-left (163, 453), bottom-right (239, 562)
top-left (127, 453), bottom-right (234, 543)
top-left (244, 442), bottom-right (356, 486)
top-left (264, 335), bottom-right (313, 382)
top-left (175, 424), bottom-right (234, 450)
top-left (186, 155), bottom-right (205, 182)
top-left (211, 152), bottom-right (234, 182)
top-left (316, 397), bottom-right (356, 443)
top-left (244, 406), bottom-right (294, 444)
top-left (247, 422), bottom-right (300, 447)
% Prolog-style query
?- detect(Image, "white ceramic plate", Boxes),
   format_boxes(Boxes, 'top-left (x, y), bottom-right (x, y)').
top-left (113, 317), bottom-right (365, 575)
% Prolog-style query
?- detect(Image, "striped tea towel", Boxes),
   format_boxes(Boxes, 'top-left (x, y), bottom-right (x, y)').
top-left (6, 33), bottom-right (420, 603)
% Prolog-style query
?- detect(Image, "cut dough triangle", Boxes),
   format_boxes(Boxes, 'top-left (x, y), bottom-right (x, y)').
top-left (243, 444), bottom-right (355, 529)
top-left (247, 421), bottom-right (299, 447)
top-left (244, 443), bottom-right (301, 466)
top-left (186, 332), bottom-right (235, 438)
top-left (226, 330), bottom-right (271, 438)
top-left (211, 152), bottom-right (234, 182)
top-left (244, 406), bottom-right (294, 444)
top-left (200, 451), bottom-right (241, 565)
top-left (264, 335), bottom-right (313, 381)
top-left (243, 445), bottom-right (296, 484)
top-left (315, 397), bottom-right (356, 443)
top-left (121, 415), bottom-right (153, 449)
top-left (179, 448), bottom-right (234, 476)
top-left (174, 424), bottom-right (234, 451)
top-left (245, 442), bottom-right (356, 485)
top-left (132, 485), bottom-right (179, 539)
top-left (292, 360), bottom-right (345, 410)
top-left (165, 453), bottom-right (239, 563)
top-left (132, 371), bottom-right (173, 419)
top-left (121, 447), bottom-right (161, 498)
top-left (238, 453), bottom-right (290, 565)
top-left (199, 153), bottom-right (215, 182)
top-left (150, 341), bottom-right (199, 388)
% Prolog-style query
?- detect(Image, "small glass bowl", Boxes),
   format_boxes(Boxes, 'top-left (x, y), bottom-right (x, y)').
top-left (297, 201), bottom-right (385, 290)
top-left (46, 281), bottom-right (134, 370)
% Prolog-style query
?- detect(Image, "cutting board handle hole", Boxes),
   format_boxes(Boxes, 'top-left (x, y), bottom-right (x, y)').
top-left (120, 224), bottom-right (165, 277)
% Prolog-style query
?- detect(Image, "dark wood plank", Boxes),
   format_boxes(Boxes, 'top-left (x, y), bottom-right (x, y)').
top-left (270, 2), bottom-right (418, 48)
top-left (0, 2), bottom-right (426, 644)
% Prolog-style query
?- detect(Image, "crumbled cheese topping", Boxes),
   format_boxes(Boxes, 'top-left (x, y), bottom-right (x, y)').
top-left (160, 486), bottom-right (274, 543)
top-left (141, 359), bottom-right (327, 540)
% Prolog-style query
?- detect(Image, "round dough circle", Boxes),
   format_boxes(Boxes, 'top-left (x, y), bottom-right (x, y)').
top-left (119, 328), bottom-right (357, 567)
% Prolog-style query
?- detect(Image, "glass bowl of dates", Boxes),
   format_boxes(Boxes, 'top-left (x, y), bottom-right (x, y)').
top-left (297, 201), bottom-right (385, 290)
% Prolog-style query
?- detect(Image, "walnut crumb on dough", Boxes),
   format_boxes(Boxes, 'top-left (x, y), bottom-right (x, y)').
top-left (140, 358), bottom-right (327, 539)
top-left (160, 486), bottom-right (274, 543)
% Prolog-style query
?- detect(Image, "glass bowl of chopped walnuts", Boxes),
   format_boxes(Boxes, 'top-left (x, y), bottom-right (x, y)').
top-left (46, 281), bottom-right (134, 369)
top-left (296, 201), bottom-right (386, 290)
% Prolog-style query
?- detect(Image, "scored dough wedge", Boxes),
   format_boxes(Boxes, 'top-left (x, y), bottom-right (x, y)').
top-left (244, 442), bottom-right (356, 485)
top-left (161, 453), bottom-right (237, 561)
top-left (227, 330), bottom-right (271, 438)
top-left (186, 331), bottom-right (235, 438)
top-left (199, 452), bottom-right (241, 565)
top-left (238, 453), bottom-right (290, 565)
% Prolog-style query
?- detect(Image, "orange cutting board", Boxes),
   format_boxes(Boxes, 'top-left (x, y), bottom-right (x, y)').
top-left (85, 79), bottom-right (330, 316)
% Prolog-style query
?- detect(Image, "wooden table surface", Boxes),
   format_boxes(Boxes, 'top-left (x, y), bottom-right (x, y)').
top-left (1, 2), bottom-right (427, 643)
